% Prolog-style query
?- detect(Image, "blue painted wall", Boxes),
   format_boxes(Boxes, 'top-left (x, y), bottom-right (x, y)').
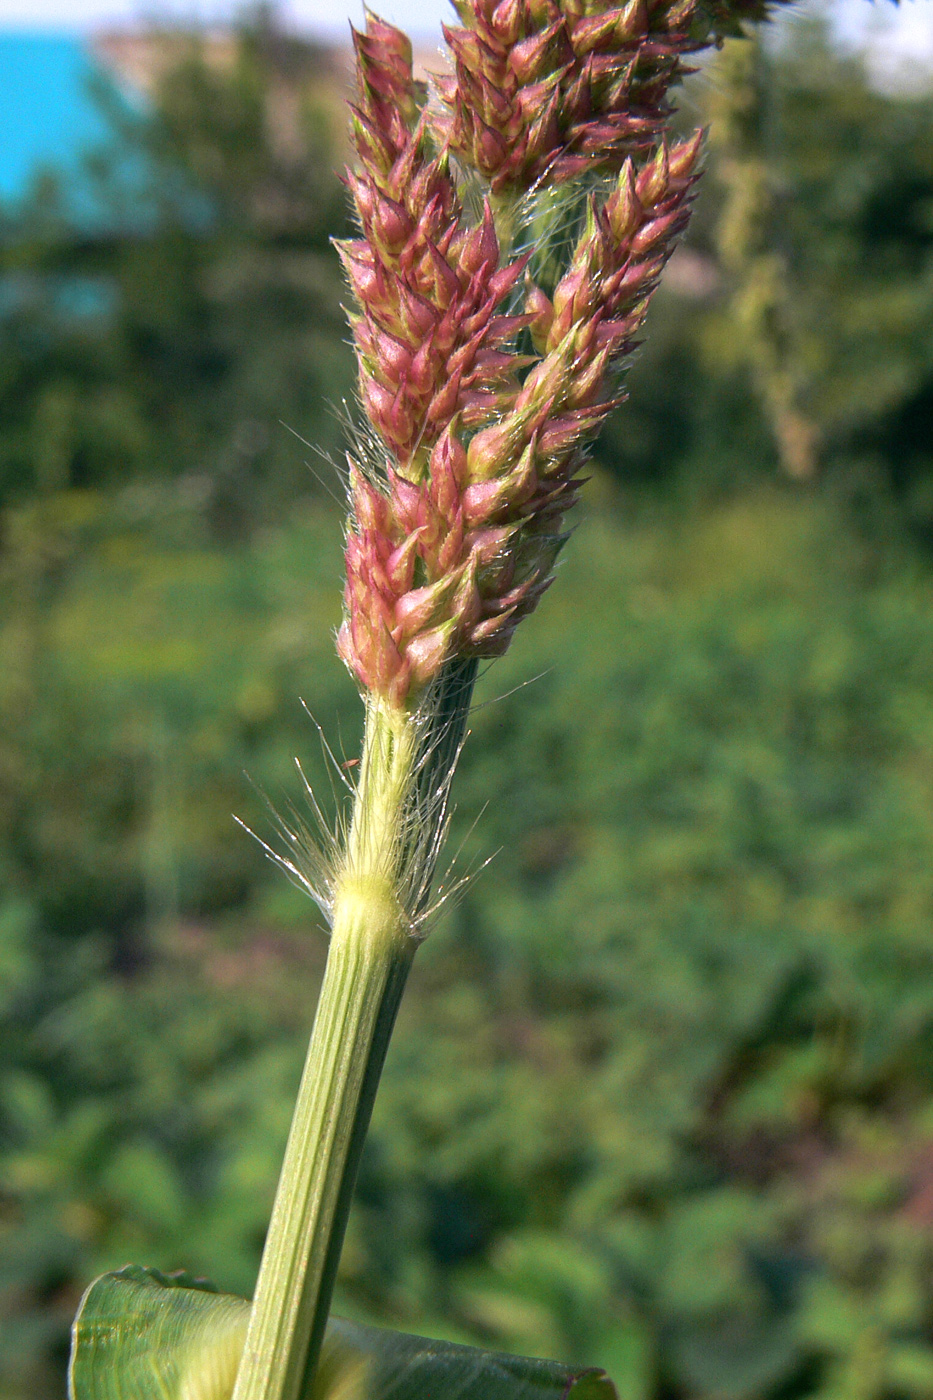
top-left (0, 32), bottom-right (119, 204)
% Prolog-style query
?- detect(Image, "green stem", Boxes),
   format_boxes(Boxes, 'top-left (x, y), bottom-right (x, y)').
top-left (232, 660), bottom-right (478, 1400)
top-left (490, 190), bottom-right (523, 260)
top-left (231, 697), bottom-right (418, 1400)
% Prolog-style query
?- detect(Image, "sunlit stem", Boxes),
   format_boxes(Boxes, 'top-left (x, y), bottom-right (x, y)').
top-left (231, 696), bottom-right (418, 1400)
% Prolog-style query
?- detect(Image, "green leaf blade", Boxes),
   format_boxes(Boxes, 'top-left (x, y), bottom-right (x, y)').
top-left (70, 1267), bottom-right (619, 1400)
top-left (70, 1266), bottom-right (250, 1400)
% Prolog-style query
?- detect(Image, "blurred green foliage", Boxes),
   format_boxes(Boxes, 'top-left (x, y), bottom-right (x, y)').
top-left (0, 12), bottom-right (352, 520)
top-left (2, 10), bottom-right (933, 1400)
top-left (608, 19), bottom-right (933, 519)
top-left (7, 486), bottom-right (933, 1400)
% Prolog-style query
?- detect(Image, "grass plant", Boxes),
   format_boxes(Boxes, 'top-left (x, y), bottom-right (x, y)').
top-left (66, 2), bottom-right (810, 1396)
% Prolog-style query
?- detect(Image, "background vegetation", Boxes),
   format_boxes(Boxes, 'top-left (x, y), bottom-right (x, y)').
top-left (2, 8), bottom-right (933, 1399)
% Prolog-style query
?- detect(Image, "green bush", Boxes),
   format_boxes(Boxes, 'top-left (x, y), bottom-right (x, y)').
top-left (5, 483), bottom-right (933, 1400)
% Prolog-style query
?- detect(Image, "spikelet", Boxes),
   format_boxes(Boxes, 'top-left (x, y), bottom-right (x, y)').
top-left (433, 0), bottom-right (789, 194)
top-left (432, 0), bottom-right (698, 193)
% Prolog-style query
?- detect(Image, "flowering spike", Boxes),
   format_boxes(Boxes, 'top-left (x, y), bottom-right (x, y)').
top-left (336, 1), bottom-right (786, 705)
